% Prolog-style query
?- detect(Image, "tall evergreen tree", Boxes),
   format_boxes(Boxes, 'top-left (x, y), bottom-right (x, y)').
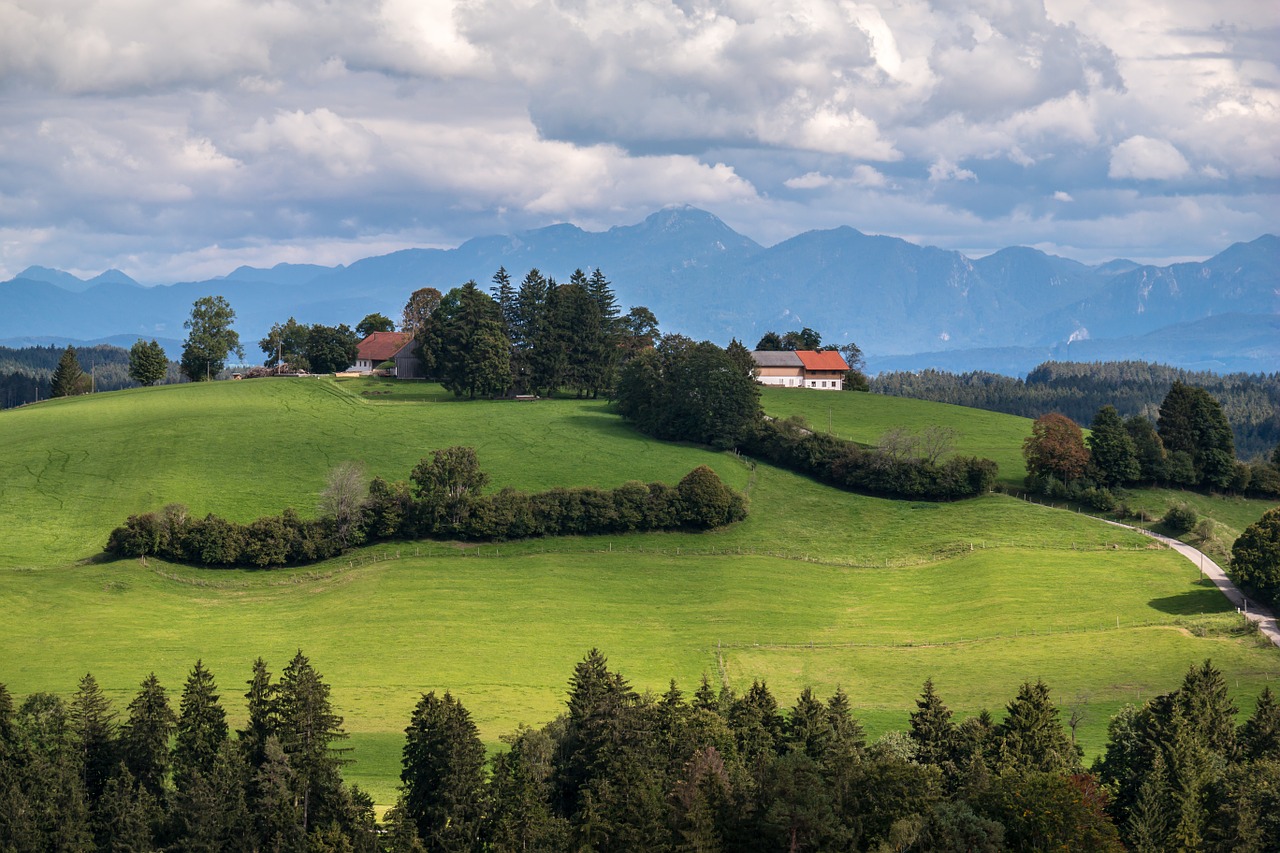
top-left (1088, 404), bottom-right (1141, 487)
top-left (173, 659), bottom-right (228, 786)
top-left (70, 672), bottom-right (118, 803)
top-left (556, 648), bottom-right (636, 817)
top-left (1240, 686), bottom-right (1280, 762)
top-left (120, 672), bottom-right (176, 798)
top-left (275, 649), bottom-right (348, 834)
top-left (239, 657), bottom-right (278, 771)
top-left (512, 268), bottom-right (549, 393)
top-left (51, 344), bottom-right (85, 397)
top-left (994, 680), bottom-right (1080, 773)
top-left (909, 678), bottom-right (957, 771)
top-left (401, 690), bottom-right (487, 851)
top-left (429, 281), bottom-right (511, 399)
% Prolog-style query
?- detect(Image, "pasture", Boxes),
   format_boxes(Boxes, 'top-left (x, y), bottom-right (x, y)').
top-left (0, 377), bottom-right (1275, 804)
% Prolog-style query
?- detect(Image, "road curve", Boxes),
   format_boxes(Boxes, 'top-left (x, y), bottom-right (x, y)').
top-left (1096, 517), bottom-right (1280, 649)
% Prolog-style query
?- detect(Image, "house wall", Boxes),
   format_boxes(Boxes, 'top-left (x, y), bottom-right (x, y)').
top-left (803, 369), bottom-right (844, 390)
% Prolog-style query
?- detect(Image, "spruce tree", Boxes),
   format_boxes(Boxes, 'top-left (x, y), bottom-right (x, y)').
top-left (238, 657), bottom-right (277, 771)
top-left (785, 687), bottom-right (832, 760)
top-left (120, 672), bottom-right (176, 798)
top-left (556, 648), bottom-right (636, 816)
top-left (276, 649), bottom-right (347, 833)
top-left (50, 344), bottom-right (85, 397)
top-left (401, 690), bottom-right (487, 850)
top-left (994, 680), bottom-right (1080, 773)
top-left (909, 678), bottom-right (957, 770)
top-left (71, 672), bottom-right (118, 803)
top-left (1241, 686), bottom-right (1280, 762)
top-left (173, 659), bottom-right (228, 786)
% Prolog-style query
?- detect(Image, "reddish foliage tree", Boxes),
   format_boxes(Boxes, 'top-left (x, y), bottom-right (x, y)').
top-left (1023, 413), bottom-right (1090, 481)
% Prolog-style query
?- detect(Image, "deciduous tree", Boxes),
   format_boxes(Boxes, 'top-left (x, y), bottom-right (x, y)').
top-left (181, 295), bottom-right (243, 381)
top-left (1023, 412), bottom-right (1090, 483)
top-left (356, 312), bottom-right (396, 338)
top-left (128, 339), bottom-right (169, 386)
top-left (1231, 506), bottom-right (1280, 604)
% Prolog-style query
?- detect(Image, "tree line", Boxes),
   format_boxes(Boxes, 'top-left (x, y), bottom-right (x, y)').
top-left (409, 268), bottom-right (658, 399)
top-left (105, 448), bottom-right (746, 568)
top-left (614, 336), bottom-right (998, 501)
top-left (8, 651), bottom-right (1278, 851)
top-left (1021, 381), bottom-right (1280, 509)
top-left (0, 652), bottom-right (376, 851)
top-left (0, 342), bottom-right (181, 409)
top-left (872, 361), bottom-right (1280, 460)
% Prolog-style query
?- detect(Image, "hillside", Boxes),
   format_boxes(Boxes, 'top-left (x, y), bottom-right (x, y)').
top-left (0, 378), bottom-right (1276, 804)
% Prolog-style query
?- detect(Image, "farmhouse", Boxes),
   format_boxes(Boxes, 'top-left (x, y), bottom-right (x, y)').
top-left (350, 331), bottom-right (412, 375)
top-left (750, 349), bottom-right (849, 390)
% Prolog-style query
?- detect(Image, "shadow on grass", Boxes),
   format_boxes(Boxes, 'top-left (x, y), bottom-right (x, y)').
top-left (1148, 584), bottom-right (1234, 616)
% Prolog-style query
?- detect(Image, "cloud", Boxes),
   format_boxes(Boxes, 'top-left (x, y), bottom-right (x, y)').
top-left (1108, 136), bottom-right (1191, 180)
top-left (0, 0), bottom-right (1273, 284)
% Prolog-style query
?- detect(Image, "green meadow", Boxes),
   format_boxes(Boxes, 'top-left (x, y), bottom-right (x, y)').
top-left (0, 377), bottom-right (1276, 804)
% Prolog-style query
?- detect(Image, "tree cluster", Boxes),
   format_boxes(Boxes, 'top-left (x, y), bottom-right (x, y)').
top-left (1093, 660), bottom-right (1280, 851)
top-left (413, 268), bottom-right (657, 399)
top-left (105, 450), bottom-right (747, 568)
top-left (744, 416), bottom-right (999, 501)
top-left (615, 335), bottom-right (762, 450)
top-left (392, 649), bottom-right (1130, 851)
top-left (0, 653), bottom-right (375, 851)
top-left (872, 360), bottom-right (1280, 460)
top-left (1021, 382), bottom-right (1279, 505)
top-left (259, 318), bottom-right (361, 374)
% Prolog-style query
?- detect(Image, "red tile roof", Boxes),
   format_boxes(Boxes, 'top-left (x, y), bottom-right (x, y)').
top-left (357, 331), bottom-right (412, 362)
top-left (795, 350), bottom-right (849, 371)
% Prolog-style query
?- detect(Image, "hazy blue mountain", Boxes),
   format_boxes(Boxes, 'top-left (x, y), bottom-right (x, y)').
top-left (1, 208), bottom-right (1275, 373)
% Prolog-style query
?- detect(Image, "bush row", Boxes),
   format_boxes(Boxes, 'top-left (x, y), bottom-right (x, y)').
top-left (743, 417), bottom-right (999, 501)
top-left (105, 463), bottom-right (747, 568)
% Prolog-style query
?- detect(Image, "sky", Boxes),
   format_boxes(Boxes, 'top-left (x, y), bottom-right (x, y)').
top-left (0, 0), bottom-right (1276, 283)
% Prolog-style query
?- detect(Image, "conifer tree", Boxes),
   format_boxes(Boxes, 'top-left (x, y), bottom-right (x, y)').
top-left (693, 674), bottom-right (720, 713)
top-left (276, 649), bottom-right (347, 834)
top-left (556, 648), bottom-right (636, 817)
top-left (1240, 686), bottom-right (1280, 762)
top-left (239, 657), bottom-right (277, 771)
top-left (994, 680), bottom-right (1080, 773)
top-left (785, 687), bottom-right (832, 760)
top-left (51, 344), bottom-right (85, 397)
top-left (910, 678), bottom-right (957, 770)
top-left (173, 659), bottom-right (228, 786)
top-left (71, 672), bottom-right (118, 803)
top-left (120, 672), bottom-right (176, 798)
top-left (401, 690), bottom-right (487, 850)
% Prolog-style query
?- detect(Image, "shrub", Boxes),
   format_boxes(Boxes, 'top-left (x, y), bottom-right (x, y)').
top-left (677, 466), bottom-right (746, 529)
top-left (1162, 502), bottom-right (1198, 534)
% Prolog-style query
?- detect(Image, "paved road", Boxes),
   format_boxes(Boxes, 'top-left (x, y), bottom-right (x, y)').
top-left (1098, 517), bottom-right (1280, 649)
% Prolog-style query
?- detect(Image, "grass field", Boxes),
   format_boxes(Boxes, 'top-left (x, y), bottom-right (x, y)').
top-left (1, 378), bottom-right (1276, 804)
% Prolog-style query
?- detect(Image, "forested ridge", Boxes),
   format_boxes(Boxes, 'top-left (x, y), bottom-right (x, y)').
top-left (4, 651), bottom-right (1278, 851)
top-left (0, 344), bottom-right (145, 408)
top-left (872, 361), bottom-right (1280, 459)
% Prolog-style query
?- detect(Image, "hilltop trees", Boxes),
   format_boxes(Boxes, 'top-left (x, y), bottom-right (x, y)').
top-left (258, 319), bottom-right (359, 374)
top-left (401, 287), bottom-right (443, 337)
top-left (356, 312), bottom-right (396, 338)
top-left (181, 295), bottom-right (243, 381)
top-left (420, 281), bottom-right (511, 398)
top-left (1158, 381), bottom-right (1236, 489)
top-left (1088, 405), bottom-right (1140, 487)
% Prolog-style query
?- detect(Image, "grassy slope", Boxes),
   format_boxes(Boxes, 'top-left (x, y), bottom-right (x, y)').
top-left (0, 378), bottom-right (1275, 803)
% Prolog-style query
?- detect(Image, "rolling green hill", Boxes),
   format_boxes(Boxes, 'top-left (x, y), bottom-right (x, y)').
top-left (1, 377), bottom-right (1276, 804)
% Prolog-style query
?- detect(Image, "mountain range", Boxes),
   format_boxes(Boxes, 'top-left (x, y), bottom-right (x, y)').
top-left (2, 207), bottom-right (1276, 374)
